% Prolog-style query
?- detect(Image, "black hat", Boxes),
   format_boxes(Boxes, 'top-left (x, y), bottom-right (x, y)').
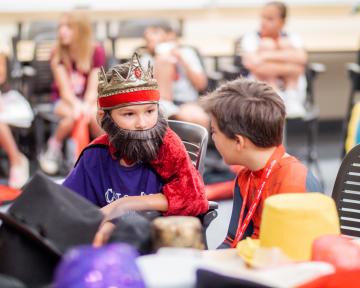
top-left (0, 172), bottom-right (104, 287)
top-left (108, 211), bottom-right (155, 255)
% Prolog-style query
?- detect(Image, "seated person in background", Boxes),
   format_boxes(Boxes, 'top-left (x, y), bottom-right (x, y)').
top-left (39, 11), bottom-right (105, 175)
top-left (137, 21), bottom-right (209, 127)
top-left (241, 1), bottom-right (308, 118)
top-left (0, 47), bottom-right (30, 188)
top-left (200, 78), bottom-right (322, 249)
top-left (63, 54), bottom-right (209, 246)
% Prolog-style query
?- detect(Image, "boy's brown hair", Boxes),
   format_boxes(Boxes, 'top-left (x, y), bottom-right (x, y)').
top-left (200, 78), bottom-right (285, 148)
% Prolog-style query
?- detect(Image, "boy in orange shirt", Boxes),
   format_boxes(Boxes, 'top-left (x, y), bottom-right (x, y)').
top-left (200, 78), bottom-right (322, 249)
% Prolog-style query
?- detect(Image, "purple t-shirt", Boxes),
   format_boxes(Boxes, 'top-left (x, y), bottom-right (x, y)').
top-left (63, 146), bottom-right (163, 207)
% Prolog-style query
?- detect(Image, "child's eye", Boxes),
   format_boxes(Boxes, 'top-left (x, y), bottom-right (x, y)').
top-left (147, 109), bottom-right (155, 114)
top-left (123, 112), bottom-right (134, 117)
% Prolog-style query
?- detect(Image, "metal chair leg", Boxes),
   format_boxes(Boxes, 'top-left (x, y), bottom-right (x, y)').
top-left (306, 117), bottom-right (325, 190)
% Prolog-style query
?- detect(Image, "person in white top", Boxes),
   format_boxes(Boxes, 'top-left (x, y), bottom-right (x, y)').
top-left (241, 1), bottom-right (308, 118)
top-left (0, 49), bottom-right (31, 188)
top-left (138, 22), bottom-right (209, 127)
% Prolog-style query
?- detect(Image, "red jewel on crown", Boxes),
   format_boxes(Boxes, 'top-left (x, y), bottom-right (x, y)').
top-left (134, 67), bottom-right (142, 79)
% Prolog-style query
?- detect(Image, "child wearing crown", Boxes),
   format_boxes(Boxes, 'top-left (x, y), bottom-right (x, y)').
top-left (63, 54), bottom-right (208, 245)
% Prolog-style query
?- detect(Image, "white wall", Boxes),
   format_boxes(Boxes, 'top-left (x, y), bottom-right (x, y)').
top-left (0, 0), bottom-right (357, 12)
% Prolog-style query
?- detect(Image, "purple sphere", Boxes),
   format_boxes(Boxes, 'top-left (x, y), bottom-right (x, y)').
top-left (54, 243), bottom-right (145, 288)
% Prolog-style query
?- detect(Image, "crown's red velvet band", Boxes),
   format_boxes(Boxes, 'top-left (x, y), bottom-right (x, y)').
top-left (98, 90), bottom-right (160, 108)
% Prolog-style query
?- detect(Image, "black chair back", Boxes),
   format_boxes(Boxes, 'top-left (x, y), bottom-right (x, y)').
top-left (168, 120), bottom-right (208, 177)
top-left (233, 37), bottom-right (249, 78)
top-left (26, 41), bottom-right (54, 105)
top-left (332, 143), bottom-right (360, 238)
top-left (115, 19), bottom-right (182, 38)
top-left (25, 22), bottom-right (57, 41)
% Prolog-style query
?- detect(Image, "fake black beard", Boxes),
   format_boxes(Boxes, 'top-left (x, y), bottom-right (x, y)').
top-left (101, 111), bottom-right (168, 163)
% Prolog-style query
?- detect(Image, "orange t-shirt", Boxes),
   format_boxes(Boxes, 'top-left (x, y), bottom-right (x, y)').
top-left (220, 155), bottom-right (322, 249)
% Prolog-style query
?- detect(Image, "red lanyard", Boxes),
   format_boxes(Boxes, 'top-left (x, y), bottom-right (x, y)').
top-left (231, 145), bottom-right (285, 248)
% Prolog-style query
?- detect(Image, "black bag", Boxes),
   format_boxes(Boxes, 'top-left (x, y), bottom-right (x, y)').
top-left (109, 211), bottom-right (155, 255)
top-left (0, 172), bottom-right (103, 287)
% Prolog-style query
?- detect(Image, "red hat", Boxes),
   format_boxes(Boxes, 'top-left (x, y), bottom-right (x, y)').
top-left (98, 53), bottom-right (160, 110)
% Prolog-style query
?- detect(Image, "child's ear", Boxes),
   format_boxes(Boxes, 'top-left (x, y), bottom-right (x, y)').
top-left (96, 109), bottom-right (105, 126)
top-left (234, 135), bottom-right (245, 151)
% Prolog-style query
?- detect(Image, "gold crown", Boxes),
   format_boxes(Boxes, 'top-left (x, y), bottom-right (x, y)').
top-left (98, 53), bottom-right (158, 98)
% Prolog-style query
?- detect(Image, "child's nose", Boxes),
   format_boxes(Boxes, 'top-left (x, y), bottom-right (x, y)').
top-left (135, 115), bottom-right (147, 130)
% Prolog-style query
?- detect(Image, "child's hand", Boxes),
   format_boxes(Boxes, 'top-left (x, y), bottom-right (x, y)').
top-left (93, 221), bottom-right (116, 247)
top-left (72, 99), bottom-right (84, 119)
top-left (79, 101), bottom-right (92, 122)
top-left (94, 203), bottom-right (125, 247)
top-left (243, 54), bottom-right (263, 69)
top-left (170, 48), bottom-right (181, 63)
top-left (0, 97), bottom-right (4, 112)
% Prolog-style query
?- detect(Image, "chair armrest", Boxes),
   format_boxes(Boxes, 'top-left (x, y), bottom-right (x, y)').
top-left (218, 64), bottom-right (242, 81)
top-left (199, 201), bottom-right (219, 230)
top-left (306, 63), bottom-right (326, 87)
top-left (22, 66), bottom-right (37, 77)
top-left (346, 62), bottom-right (360, 74)
top-left (202, 208), bottom-right (218, 229)
top-left (220, 64), bottom-right (241, 75)
top-left (308, 62), bottom-right (326, 74)
top-left (11, 65), bottom-right (37, 79)
top-left (207, 70), bottom-right (223, 81)
top-left (208, 201), bottom-right (219, 210)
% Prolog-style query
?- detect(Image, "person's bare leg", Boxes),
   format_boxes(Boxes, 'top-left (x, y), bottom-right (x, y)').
top-left (0, 122), bottom-right (22, 166)
top-left (174, 103), bottom-right (210, 129)
top-left (259, 38), bottom-right (305, 90)
top-left (39, 101), bottom-right (76, 174)
top-left (154, 55), bottom-right (176, 101)
top-left (253, 38), bottom-right (279, 88)
top-left (0, 123), bottom-right (30, 188)
top-left (252, 70), bottom-right (278, 90)
top-left (53, 101), bottom-right (76, 142)
top-left (283, 65), bottom-right (305, 90)
top-left (253, 62), bottom-right (304, 80)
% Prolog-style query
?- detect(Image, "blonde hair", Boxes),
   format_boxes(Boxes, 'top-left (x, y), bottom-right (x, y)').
top-left (55, 11), bottom-right (93, 73)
